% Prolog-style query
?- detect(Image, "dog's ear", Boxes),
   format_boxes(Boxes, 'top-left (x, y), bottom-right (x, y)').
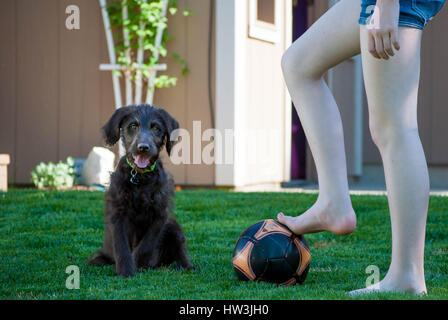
top-left (102, 106), bottom-right (136, 146)
top-left (157, 108), bottom-right (179, 155)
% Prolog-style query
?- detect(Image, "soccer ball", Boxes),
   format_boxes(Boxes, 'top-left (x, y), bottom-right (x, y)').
top-left (232, 219), bottom-right (311, 286)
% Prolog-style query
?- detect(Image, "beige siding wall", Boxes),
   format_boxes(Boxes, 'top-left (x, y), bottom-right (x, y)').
top-left (0, 0), bottom-right (115, 184)
top-left (0, 1), bottom-right (17, 184)
top-left (0, 0), bottom-right (214, 185)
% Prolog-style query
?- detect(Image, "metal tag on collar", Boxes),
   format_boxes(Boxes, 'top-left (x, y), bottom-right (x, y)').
top-left (130, 168), bottom-right (139, 185)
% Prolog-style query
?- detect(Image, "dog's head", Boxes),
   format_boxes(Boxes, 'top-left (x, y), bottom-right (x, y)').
top-left (102, 104), bottom-right (179, 169)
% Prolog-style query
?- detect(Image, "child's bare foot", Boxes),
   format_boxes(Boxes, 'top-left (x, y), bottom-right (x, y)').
top-left (277, 199), bottom-right (356, 235)
top-left (348, 272), bottom-right (427, 296)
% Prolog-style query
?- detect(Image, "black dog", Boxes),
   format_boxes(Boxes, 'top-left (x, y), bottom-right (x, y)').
top-left (88, 104), bottom-right (194, 277)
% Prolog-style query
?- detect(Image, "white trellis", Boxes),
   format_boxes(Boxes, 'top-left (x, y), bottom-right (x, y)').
top-left (99, 0), bottom-right (169, 109)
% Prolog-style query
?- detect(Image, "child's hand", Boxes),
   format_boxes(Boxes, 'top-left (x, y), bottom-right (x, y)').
top-left (367, 0), bottom-right (401, 59)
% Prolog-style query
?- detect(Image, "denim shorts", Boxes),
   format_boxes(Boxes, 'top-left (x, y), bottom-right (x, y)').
top-left (359, 0), bottom-right (446, 30)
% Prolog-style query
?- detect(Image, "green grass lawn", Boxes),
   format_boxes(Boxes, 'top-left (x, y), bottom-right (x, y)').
top-left (0, 189), bottom-right (447, 300)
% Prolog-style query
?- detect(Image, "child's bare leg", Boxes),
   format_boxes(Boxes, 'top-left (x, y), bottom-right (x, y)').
top-left (278, 0), bottom-right (361, 235)
top-left (350, 26), bottom-right (427, 295)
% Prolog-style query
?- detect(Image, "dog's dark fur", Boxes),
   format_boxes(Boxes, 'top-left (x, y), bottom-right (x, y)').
top-left (88, 104), bottom-right (193, 277)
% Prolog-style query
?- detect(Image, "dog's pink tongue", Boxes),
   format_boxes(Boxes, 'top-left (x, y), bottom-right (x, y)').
top-left (133, 155), bottom-right (151, 169)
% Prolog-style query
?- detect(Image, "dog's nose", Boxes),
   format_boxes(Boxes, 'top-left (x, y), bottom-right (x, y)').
top-left (137, 143), bottom-right (150, 153)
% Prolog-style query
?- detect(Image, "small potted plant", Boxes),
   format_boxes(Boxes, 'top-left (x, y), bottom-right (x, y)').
top-left (30, 157), bottom-right (76, 190)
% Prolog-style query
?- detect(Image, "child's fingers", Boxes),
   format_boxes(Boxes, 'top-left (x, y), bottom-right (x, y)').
top-left (368, 32), bottom-right (381, 59)
top-left (383, 32), bottom-right (395, 57)
top-left (391, 28), bottom-right (400, 51)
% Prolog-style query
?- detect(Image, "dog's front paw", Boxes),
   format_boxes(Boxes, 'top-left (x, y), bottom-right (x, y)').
top-left (116, 267), bottom-right (136, 278)
top-left (116, 262), bottom-right (136, 278)
top-left (186, 265), bottom-right (199, 271)
top-left (133, 252), bottom-right (150, 271)
top-left (176, 262), bottom-right (199, 271)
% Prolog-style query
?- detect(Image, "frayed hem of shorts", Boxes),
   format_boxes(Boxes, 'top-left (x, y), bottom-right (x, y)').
top-left (358, 18), bottom-right (425, 30)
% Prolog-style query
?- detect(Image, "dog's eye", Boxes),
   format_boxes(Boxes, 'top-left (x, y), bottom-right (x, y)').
top-left (151, 125), bottom-right (160, 133)
top-left (129, 123), bottom-right (139, 130)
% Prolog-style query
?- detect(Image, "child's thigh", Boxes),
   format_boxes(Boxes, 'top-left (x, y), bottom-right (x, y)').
top-left (361, 26), bottom-right (422, 125)
top-left (284, 0), bottom-right (362, 77)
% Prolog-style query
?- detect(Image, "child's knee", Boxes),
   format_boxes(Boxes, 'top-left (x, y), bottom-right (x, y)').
top-left (369, 114), bottom-right (418, 148)
top-left (281, 42), bottom-right (323, 83)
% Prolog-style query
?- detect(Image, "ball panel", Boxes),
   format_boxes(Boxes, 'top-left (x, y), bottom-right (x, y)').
top-left (298, 234), bottom-right (309, 248)
top-left (260, 257), bottom-right (295, 284)
top-left (253, 219), bottom-right (292, 240)
top-left (232, 236), bottom-right (253, 257)
top-left (256, 233), bottom-right (291, 259)
top-left (234, 266), bottom-right (250, 281)
top-left (280, 277), bottom-right (297, 286)
top-left (238, 221), bottom-right (266, 240)
top-left (232, 241), bottom-right (256, 280)
top-left (295, 263), bottom-right (310, 284)
top-left (283, 238), bottom-right (300, 272)
top-left (248, 241), bottom-right (269, 278)
top-left (294, 237), bottom-right (311, 276)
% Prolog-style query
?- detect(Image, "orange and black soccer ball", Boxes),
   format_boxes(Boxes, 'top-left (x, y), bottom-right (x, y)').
top-left (232, 219), bottom-right (311, 286)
